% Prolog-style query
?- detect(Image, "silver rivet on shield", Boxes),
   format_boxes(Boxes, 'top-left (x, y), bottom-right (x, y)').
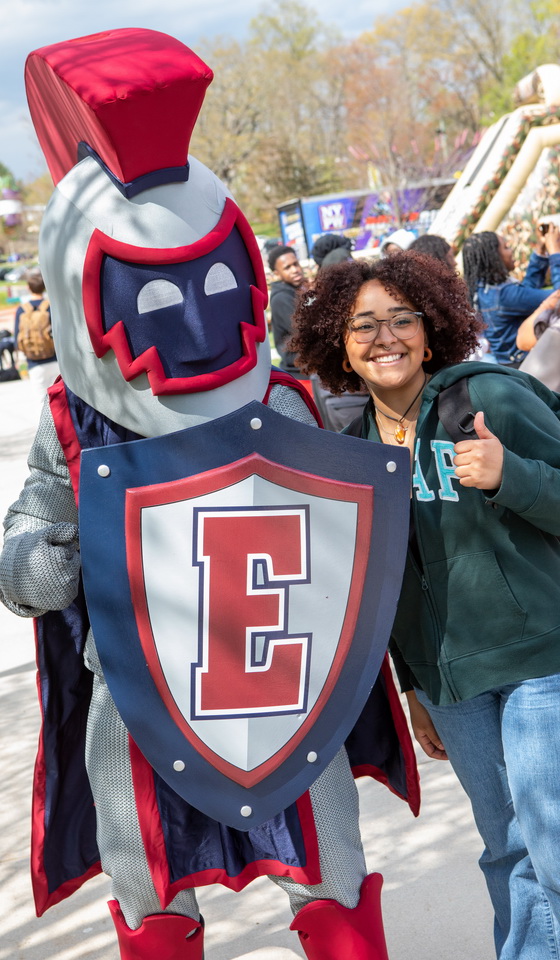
top-left (250, 417), bottom-right (262, 430)
top-left (97, 464), bottom-right (111, 478)
top-left (173, 760), bottom-right (186, 772)
top-left (386, 461), bottom-right (397, 473)
top-left (240, 805), bottom-right (253, 817)
top-left (307, 751), bottom-right (318, 763)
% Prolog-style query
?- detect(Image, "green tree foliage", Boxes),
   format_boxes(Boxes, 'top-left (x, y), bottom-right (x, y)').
top-left (191, 1), bottom-right (350, 222)
top-left (481, 0), bottom-right (560, 119)
top-left (0, 163), bottom-right (19, 191)
top-left (14, 0), bottom-right (560, 228)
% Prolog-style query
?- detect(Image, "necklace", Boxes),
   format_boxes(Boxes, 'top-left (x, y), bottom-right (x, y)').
top-left (374, 374), bottom-right (427, 444)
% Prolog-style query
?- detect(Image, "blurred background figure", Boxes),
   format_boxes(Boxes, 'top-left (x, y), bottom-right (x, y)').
top-left (311, 233), bottom-right (353, 270)
top-left (517, 288), bottom-right (560, 391)
top-left (308, 234), bottom-right (367, 429)
top-left (380, 228), bottom-right (416, 257)
top-left (408, 235), bottom-right (493, 362)
top-left (14, 267), bottom-right (59, 404)
top-left (462, 227), bottom-right (560, 366)
top-left (409, 234), bottom-right (456, 270)
top-left (268, 245), bottom-right (308, 380)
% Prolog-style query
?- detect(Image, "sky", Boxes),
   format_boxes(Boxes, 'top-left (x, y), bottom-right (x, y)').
top-left (0, 0), bottom-right (402, 184)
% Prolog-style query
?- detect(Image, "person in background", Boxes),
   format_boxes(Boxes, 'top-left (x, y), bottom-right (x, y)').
top-left (516, 287), bottom-right (560, 352)
top-left (409, 233), bottom-right (456, 270)
top-left (311, 234), bottom-right (353, 270)
top-left (462, 227), bottom-right (560, 366)
top-left (268, 245), bottom-right (308, 380)
top-left (379, 228), bottom-right (416, 257)
top-left (516, 288), bottom-right (560, 392)
top-left (14, 267), bottom-right (59, 402)
top-left (409, 234), bottom-right (494, 362)
top-left (309, 234), bottom-right (365, 428)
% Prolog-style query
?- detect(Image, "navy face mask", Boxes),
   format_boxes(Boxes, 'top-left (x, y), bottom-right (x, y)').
top-left (83, 200), bottom-right (268, 395)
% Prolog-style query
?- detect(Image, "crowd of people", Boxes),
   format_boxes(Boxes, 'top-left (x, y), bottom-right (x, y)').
top-left (268, 219), bottom-right (560, 427)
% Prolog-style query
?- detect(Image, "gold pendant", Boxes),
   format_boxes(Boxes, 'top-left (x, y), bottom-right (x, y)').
top-left (394, 424), bottom-right (406, 444)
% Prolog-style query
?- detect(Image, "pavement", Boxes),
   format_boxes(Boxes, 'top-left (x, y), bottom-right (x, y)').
top-left (0, 373), bottom-right (495, 960)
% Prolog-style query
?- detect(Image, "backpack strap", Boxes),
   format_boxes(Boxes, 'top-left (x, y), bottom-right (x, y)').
top-left (437, 378), bottom-right (477, 443)
top-left (345, 413), bottom-right (365, 438)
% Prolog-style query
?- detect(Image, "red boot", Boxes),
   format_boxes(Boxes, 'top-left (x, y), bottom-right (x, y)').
top-left (290, 873), bottom-right (389, 960)
top-left (108, 900), bottom-right (204, 960)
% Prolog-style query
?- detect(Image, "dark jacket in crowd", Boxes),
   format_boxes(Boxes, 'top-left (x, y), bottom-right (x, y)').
top-left (270, 281), bottom-right (302, 378)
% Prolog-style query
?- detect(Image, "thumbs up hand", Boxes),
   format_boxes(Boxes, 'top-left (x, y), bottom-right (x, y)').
top-left (453, 411), bottom-right (504, 490)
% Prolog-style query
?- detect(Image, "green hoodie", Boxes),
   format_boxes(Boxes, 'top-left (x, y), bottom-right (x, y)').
top-left (358, 361), bottom-right (560, 705)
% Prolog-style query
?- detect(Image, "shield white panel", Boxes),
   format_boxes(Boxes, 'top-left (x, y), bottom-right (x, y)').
top-left (140, 473), bottom-right (358, 771)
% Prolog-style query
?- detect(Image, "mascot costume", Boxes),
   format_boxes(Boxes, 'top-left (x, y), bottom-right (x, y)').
top-left (0, 29), bottom-right (419, 960)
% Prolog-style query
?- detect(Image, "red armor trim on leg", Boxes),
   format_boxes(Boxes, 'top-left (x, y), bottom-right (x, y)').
top-left (290, 873), bottom-right (390, 960)
top-left (108, 900), bottom-right (204, 960)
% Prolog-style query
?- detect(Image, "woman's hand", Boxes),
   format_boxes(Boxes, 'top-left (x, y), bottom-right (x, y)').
top-left (405, 690), bottom-right (448, 760)
top-left (544, 224), bottom-right (560, 255)
top-left (453, 411), bottom-right (504, 490)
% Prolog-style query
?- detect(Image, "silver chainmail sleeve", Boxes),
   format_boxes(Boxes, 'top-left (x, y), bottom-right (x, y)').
top-left (0, 400), bottom-right (80, 617)
top-left (1, 385), bottom-right (367, 927)
top-left (267, 383), bottom-right (319, 426)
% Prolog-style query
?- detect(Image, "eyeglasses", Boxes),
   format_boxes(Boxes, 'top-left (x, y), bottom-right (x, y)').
top-left (346, 312), bottom-right (423, 343)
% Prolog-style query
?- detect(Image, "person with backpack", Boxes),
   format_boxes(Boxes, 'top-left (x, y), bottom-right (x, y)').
top-left (14, 266), bottom-right (59, 401)
top-left (290, 251), bottom-right (560, 960)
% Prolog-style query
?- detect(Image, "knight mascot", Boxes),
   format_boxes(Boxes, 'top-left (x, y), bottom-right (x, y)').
top-left (0, 29), bottom-right (419, 959)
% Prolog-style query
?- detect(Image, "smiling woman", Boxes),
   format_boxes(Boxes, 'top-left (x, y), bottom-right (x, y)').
top-left (290, 253), bottom-right (481, 399)
top-left (291, 250), bottom-right (560, 958)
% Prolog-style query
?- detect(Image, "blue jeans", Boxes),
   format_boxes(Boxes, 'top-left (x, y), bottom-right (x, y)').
top-left (416, 675), bottom-right (560, 959)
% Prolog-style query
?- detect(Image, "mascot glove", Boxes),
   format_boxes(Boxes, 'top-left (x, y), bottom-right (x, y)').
top-left (0, 522), bottom-right (80, 617)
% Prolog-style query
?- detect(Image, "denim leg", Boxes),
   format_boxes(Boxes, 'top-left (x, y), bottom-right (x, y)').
top-left (416, 686), bottom-right (559, 960)
top-left (501, 675), bottom-right (560, 954)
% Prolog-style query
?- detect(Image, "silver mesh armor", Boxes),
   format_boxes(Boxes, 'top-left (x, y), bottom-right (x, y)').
top-left (86, 672), bottom-right (366, 928)
top-left (1, 386), bottom-right (367, 928)
top-left (86, 672), bottom-right (200, 928)
top-left (269, 746), bottom-right (366, 912)
top-left (267, 383), bottom-right (318, 426)
top-left (0, 401), bottom-right (79, 617)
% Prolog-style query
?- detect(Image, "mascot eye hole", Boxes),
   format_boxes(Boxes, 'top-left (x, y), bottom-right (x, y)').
top-left (204, 263), bottom-right (238, 295)
top-left (135, 263), bottom-right (239, 316)
top-left (137, 279), bottom-right (183, 314)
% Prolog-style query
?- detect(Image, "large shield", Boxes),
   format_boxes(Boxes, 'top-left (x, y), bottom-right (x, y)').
top-left (80, 400), bottom-right (409, 830)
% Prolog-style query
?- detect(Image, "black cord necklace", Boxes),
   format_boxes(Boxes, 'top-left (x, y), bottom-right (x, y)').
top-left (374, 374), bottom-right (427, 444)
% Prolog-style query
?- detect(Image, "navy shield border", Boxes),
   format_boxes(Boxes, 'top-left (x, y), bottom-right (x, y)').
top-left (79, 400), bottom-right (410, 831)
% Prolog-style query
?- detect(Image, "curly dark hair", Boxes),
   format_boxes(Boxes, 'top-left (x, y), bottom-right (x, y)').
top-left (290, 252), bottom-right (483, 395)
